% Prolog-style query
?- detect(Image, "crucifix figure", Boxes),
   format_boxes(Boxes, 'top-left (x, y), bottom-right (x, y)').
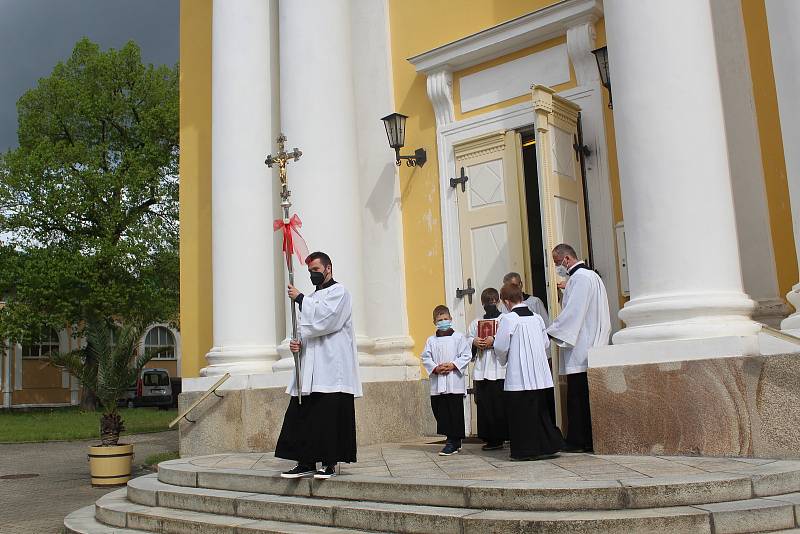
top-left (266, 133), bottom-right (305, 403)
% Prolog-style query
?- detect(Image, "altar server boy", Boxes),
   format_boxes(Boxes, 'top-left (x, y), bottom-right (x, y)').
top-left (467, 288), bottom-right (508, 450)
top-left (421, 305), bottom-right (472, 456)
top-left (494, 283), bottom-right (564, 460)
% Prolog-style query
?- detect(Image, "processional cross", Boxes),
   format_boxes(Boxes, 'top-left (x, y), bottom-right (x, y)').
top-left (265, 134), bottom-right (305, 403)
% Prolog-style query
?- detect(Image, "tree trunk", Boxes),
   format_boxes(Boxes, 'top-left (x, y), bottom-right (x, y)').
top-left (80, 386), bottom-right (97, 411)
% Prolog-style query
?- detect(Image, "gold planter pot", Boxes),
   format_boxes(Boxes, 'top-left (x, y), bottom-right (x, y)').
top-left (88, 443), bottom-right (134, 487)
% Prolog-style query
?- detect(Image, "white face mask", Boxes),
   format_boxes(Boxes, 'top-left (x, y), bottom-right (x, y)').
top-left (555, 259), bottom-right (569, 278)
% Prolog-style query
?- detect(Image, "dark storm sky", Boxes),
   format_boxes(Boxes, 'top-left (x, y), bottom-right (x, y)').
top-left (0, 0), bottom-right (179, 152)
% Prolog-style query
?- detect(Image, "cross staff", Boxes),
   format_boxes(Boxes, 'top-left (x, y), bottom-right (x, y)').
top-left (266, 134), bottom-right (304, 403)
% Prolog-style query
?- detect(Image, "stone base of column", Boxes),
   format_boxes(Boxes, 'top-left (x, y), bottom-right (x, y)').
top-left (201, 345), bottom-right (280, 376)
top-left (614, 292), bottom-right (760, 345)
top-left (781, 283), bottom-right (800, 330)
top-left (588, 347), bottom-right (800, 459)
top-left (178, 378), bottom-right (436, 457)
top-left (753, 297), bottom-right (793, 328)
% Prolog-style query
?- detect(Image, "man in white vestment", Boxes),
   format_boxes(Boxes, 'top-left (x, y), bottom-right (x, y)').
top-left (499, 272), bottom-right (551, 327)
top-left (546, 243), bottom-right (611, 452)
top-left (277, 251), bottom-right (362, 479)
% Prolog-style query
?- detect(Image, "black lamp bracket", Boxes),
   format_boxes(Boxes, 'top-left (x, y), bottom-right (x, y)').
top-left (396, 147), bottom-right (427, 167)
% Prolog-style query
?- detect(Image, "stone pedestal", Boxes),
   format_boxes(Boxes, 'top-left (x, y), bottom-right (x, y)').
top-left (178, 379), bottom-right (436, 457)
top-left (588, 350), bottom-right (800, 458)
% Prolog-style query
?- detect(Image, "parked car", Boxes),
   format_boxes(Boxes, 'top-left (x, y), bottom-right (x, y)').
top-left (120, 368), bottom-right (173, 409)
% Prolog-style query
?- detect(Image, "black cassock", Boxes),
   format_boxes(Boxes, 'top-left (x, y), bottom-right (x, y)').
top-left (275, 392), bottom-right (357, 466)
top-left (430, 393), bottom-right (465, 440)
top-left (505, 387), bottom-right (564, 458)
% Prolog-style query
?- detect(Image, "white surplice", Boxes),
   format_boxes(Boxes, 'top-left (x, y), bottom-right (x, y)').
top-left (493, 305), bottom-right (553, 391)
top-left (420, 333), bottom-right (472, 395)
top-left (499, 295), bottom-right (551, 327)
top-left (287, 283), bottom-right (363, 397)
top-left (546, 264), bottom-right (611, 375)
top-left (467, 317), bottom-right (506, 381)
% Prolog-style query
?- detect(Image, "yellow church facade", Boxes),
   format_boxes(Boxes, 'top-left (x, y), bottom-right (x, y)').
top-left (177, 0), bottom-right (800, 458)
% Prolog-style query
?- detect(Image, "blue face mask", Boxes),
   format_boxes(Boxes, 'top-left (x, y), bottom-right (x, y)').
top-left (435, 320), bottom-right (452, 331)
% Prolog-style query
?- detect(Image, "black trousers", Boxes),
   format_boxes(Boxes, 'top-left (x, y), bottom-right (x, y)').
top-left (474, 379), bottom-right (508, 444)
top-left (430, 393), bottom-right (465, 441)
top-left (565, 372), bottom-right (593, 449)
top-left (275, 392), bottom-right (357, 466)
top-left (505, 388), bottom-right (564, 458)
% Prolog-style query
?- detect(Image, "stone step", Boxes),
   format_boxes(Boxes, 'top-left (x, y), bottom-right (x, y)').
top-left (64, 505), bottom-right (149, 534)
top-left (88, 488), bottom-right (382, 533)
top-left (113, 475), bottom-right (793, 534)
top-left (156, 458), bottom-right (800, 511)
top-left (72, 474), bottom-right (800, 534)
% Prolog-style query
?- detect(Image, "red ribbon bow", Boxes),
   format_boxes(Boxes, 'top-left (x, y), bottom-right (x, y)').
top-left (273, 214), bottom-right (309, 269)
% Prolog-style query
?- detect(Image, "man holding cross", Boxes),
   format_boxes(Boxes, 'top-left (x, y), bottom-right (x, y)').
top-left (275, 251), bottom-right (362, 479)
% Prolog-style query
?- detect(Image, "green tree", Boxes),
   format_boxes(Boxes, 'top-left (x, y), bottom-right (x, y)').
top-left (0, 38), bottom-right (179, 409)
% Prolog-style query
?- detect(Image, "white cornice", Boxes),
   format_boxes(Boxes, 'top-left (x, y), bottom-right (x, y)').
top-left (407, 0), bottom-right (603, 74)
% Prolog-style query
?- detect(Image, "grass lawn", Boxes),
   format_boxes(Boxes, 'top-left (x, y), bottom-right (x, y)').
top-left (144, 450), bottom-right (180, 466)
top-left (0, 407), bottom-right (177, 443)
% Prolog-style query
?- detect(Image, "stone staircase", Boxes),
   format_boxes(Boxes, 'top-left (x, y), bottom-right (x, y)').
top-left (64, 445), bottom-right (800, 533)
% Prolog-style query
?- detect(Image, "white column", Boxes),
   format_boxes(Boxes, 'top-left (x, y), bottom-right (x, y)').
top-left (351, 0), bottom-right (419, 374)
top-left (275, 0), bottom-right (369, 370)
top-left (605, 0), bottom-right (759, 344)
top-left (203, 0), bottom-right (280, 376)
top-left (765, 0), bottom-right (800, 331)
top-left (711, 0), bottom-right (790, 327)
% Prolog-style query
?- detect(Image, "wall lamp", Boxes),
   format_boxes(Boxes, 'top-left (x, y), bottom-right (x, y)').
top-left (381, 113), bottom-right (427, 167)
top-left (592, 46), bottom-right (612, 109)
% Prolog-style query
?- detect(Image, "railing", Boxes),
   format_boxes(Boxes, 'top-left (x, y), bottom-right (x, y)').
top-left (761, 325), bottom-right (800, 346)
top-left (169, 373), bottom-right (230, 428)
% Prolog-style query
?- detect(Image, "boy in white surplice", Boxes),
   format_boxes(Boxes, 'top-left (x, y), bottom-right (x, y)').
top-left (277, 251), bottom-right (362, 480)
top-left (494, 283), bottom-right (564, 461)
top-left (421, 305), bottom-right (472, 456)
top-left (467, 288), bottom-right (508, 450)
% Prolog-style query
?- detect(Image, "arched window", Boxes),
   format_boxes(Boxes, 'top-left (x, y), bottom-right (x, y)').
top-left (144, 326), bottom-right (176, 359)
top-left (21, 328), bottom-right (60, 359)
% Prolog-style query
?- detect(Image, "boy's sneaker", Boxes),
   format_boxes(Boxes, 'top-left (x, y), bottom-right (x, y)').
top-left (439, 442), bottom-right (460, 456)
top-left (314, 465), bottom-right (337, 479)
top-left (482, 442), bottom-right (504, 451)
top-left (280, 463), bottom-right (316, 478)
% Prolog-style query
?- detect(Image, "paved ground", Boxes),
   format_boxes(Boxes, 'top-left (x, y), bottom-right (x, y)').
top-left (0, 430), bottom-right (177, 534)
top-left (189, 438), bottom-right (791, 482)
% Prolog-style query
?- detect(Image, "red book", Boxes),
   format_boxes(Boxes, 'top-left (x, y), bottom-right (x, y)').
top-left (477, 319), bottom-right (497, 338)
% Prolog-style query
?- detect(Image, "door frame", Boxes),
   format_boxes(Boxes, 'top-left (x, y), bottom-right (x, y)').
top-left (435, 84), bottom-right (620, 333)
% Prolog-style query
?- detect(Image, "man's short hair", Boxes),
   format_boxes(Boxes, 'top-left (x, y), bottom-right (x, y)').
top-left (503, 272), bottom-right (522, 285)
top-left (305, 251), bottom-right (332, 268)
top-left (500, 283), bottom-right (523, 305)
top-left (553, 243), bottom-right (577, 259)
top-left (481, 288), bottom-right (499, 306)
top-left (432, 304), bottom-right (450, 321)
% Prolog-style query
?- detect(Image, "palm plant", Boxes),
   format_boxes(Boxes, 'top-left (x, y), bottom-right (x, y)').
top-left (51, 321), bottom-right (155, 446)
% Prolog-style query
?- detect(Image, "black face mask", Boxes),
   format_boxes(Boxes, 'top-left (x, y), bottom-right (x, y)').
top-left (310, 271), bottom-right (326, 287)
top-left (483, 303), bottom-right (501, 318)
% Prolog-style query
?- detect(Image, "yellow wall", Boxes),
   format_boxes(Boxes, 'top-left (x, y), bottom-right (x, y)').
top-left (387, 0), bottom-right (561, 356)
top-left (742, 0), bottom-right (798, 299)
top-left (179, 0), bottom-right (213, 378)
